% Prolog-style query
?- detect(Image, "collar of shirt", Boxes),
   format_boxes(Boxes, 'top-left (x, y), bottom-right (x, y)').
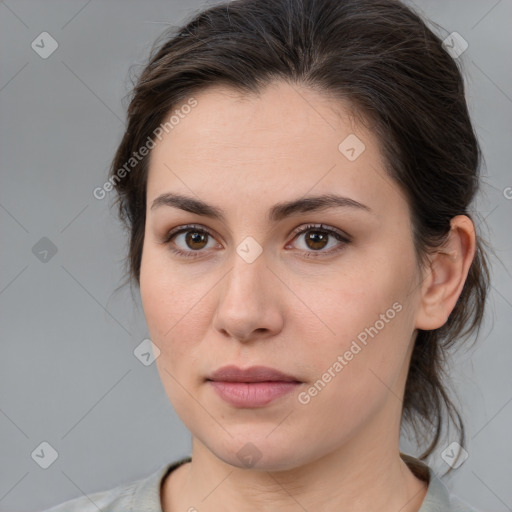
top-left (130, 455), bottom-right (478, 512)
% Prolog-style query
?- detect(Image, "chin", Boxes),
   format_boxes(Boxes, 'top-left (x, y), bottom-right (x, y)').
top-left (204, 433), bottom-right (311, 472)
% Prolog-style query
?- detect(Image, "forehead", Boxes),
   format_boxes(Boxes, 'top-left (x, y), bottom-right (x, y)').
top-left (146, 81), bottom-right (406, 219)
top-left (154, 81), bottom-right (366, 156)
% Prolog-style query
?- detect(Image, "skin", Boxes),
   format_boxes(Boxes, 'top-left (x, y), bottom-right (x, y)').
top-left (139, 81), bottom-right (476, 512)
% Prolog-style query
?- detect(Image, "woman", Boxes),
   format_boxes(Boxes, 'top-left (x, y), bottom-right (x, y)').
top-left (42, 0), bottom-right (490, 510)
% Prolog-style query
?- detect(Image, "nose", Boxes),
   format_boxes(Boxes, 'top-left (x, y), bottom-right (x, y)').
top-left (212, 251), bottom-right (284, 343)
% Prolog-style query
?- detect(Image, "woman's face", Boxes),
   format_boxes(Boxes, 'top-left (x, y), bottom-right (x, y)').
top-left (140, 81), bottom-right (425, 470)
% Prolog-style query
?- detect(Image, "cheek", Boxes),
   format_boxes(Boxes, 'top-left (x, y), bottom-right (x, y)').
top-left (308, 253), bottom-right (418, 403)
top-left (140, 248), bottom-right (193, 372)
top-left (319, 257), bottom-right (413, 349)
top-left (296, 301), bottom-right (415, 445)
top-left (140, 244), bottom-right (200, 338)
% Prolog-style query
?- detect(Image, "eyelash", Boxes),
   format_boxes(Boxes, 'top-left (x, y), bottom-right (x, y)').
top-left (160, 223), bottom-right (351, 260)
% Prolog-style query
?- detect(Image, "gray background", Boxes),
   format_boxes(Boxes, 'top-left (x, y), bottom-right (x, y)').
top-left (0, 1), bottom-right (510, 511)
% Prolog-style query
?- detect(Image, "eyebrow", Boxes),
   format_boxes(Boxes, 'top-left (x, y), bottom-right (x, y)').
top-left (150, 192), bottom-right (373, 222)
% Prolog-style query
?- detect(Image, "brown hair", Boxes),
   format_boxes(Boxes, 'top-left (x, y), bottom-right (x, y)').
top-left (108, 0), bottom-right (490, 467)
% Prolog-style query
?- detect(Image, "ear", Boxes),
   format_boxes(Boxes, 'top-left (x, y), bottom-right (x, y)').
top-left (415, 215), bottom-right (476, 330)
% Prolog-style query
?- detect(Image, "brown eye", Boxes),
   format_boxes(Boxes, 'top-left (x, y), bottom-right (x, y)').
top-left (288, 224), bottom-right (351, 258)
top-left (184, 230), bottom-right (209, 250)
top-left (304, 230), bottom-right (329, 251)
top-left (162, 224), bottom-right (220, 259)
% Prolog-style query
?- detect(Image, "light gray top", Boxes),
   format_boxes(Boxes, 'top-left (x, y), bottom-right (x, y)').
top-left (40, 455), bottom-right (480, 512)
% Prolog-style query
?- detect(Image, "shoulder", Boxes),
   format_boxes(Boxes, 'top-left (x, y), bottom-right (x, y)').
top-left (421, 466), bottom-right (482, 512)
top-left (401, 453), bottom-right (481, 512)
top-left (39, 478), bottom-right (140, 512)
top-left (39, 459), bottom-right (190, 512)
top-left (448, 494), bottom-right (482, 512)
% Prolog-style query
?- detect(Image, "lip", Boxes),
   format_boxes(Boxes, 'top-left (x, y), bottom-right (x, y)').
top-left (208, 381), bottom-right (300, 407)
top-left (207, 365), bottom-right (300, 383)
top-left (206, 365), bottom-right (302, 407)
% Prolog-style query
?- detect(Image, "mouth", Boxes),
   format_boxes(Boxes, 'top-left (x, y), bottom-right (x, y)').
top-left (207, 365), bottom-right (301, 383)
top-left (206, 365), bottom-right (302, 407)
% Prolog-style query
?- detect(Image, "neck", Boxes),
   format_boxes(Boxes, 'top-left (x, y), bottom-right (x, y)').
top-left (163, 404), bottom-right (428, 512)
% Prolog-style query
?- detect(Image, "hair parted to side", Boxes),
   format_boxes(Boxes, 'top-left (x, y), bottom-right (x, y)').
top-left (108, 0), bottom-right (490, 468)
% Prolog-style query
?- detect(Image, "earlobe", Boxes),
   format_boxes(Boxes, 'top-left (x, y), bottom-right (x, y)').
top-left (415, 215), bottom-right (476, 331)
